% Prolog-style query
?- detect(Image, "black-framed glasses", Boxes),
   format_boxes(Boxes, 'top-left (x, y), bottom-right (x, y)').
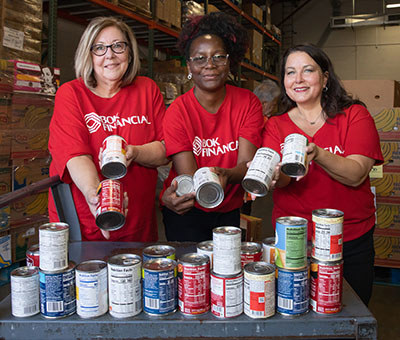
top-left (188, 54), bottom-right (229, 68)
top-left (91, 41), bottom-right (128, 56)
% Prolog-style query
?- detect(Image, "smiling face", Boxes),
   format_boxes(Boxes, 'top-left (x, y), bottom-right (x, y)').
top-left (187, 34), bottom-right (230, 93)
top-left (283, 51), bottom-right (328, 106)
top-left (92, 25), bottom-right (130, 87)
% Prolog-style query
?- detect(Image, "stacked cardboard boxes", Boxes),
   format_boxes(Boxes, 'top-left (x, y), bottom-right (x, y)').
top-left (155, 0), bottom-right (181, 29)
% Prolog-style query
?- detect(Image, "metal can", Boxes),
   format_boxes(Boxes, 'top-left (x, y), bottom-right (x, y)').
top-left (262, 237), bottom-right (275, 265)
top-left (39, 262), bottom-right (76, 318)
top-left (143, 258), bottom-right (177, 316)
top-left (26, 244), bottom-right (39, 267)
top-left (197, 240), bottom-right (213, 269)
top-left (213, 226), bottom-right (241, 275)
top-left (281, 133), bottom-right (308, 177)
top-left (174, 174), bottom-right (195, 197)
top-left (39, 222), bottom-right (69, 272)
top-left (312, 209), bottom-right (344, 261)
top-left (241, 242), bottom-right (262, 268)
top-left (211, 270), bottom-right (243, 318)
top-left (75, 260), bottom-right (108, 318)
top-left (310, 259), bottom-right (343, 314)
top-left (275, 216), bottom-right (308, 270)
top-left (11, 266), bottom-right (40, 317)
top-left (95, 179), bottom-right (125, 231)
top-left (142, 244), bottom-right (176, 262)
top-left (108, 254), bottom-right (142, 318)
top-left (178, 253), bottom-right (210, 315)
top-left (193, 167), bottom-right (224, 209)
top-left (242, 147), bottom-right (281, 197)
top-left (276, 266), bottom-right (309, 316)
top-left (244, 262), bottom-right (275, 319)
top-left (101, 135), bottom-right (127, 179)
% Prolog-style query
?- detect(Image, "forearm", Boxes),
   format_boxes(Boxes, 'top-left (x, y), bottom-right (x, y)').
top-left (130, 141), bottom-right (169, 168)
top-left (66, 155), bottom-right (100, 197)
top-left (225, 162), bottom-right (249, 184)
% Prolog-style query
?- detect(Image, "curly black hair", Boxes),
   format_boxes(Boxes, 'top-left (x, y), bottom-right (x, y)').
top-left (177, 12), bottom-right (248, 75)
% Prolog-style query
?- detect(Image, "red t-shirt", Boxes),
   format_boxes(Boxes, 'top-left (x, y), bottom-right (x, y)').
top-left (262, 104), bottom-right (383, 242)
top-left (48, 77), bottom-right (165, 242)
top-left (162, 84), bottom-right (263, 212)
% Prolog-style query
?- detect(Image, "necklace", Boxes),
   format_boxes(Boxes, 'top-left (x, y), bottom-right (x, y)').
top-left (298, 108), bottom-right (324, 125)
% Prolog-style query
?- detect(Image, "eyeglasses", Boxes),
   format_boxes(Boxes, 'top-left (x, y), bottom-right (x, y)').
top-left (188, 54), bottom-right (229, 68)
top-left (91, 41), bottom-right (128, 56)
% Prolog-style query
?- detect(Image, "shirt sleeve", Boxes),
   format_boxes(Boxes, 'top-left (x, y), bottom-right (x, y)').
top-left (261, 116), bottom-right (284, 156)
top-left (238, 92), bottom-right (264, 148)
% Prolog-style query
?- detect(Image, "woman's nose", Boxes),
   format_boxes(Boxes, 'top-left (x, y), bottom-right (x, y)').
top-left (295, 72), bottom-right (303, 83)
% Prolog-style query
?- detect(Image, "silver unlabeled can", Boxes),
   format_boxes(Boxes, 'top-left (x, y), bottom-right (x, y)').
top-left (39, 222), bottom-right (69, 272)
top-left (213, 226), bottom-right (241, 275)
top-left (197, 240), bottom-right (213, 269)
top-left (193, 167), bottom-right (224, 208)
top-left (76, 260), bottom-right (108, 318)
top-left (108, 254), bottom-right (142, 318)
top-left (242, 147), bottom-right (281, 197)
top-left (262, 237), bottom-right (276, 265)
top-left (11, 266), bottom-right (40, 317)
top-left (101, 135), bottom-right (127, 179)
top-left (174, 174), bottom-right (195, 197)
top-left (281, 133), bottom-right (308, 177)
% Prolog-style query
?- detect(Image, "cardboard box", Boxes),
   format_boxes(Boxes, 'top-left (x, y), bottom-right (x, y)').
top-left (0, 92), bottom-right (12, 129)
top-left (371, 108), bottom-right (400, 136)
top-left (250, 30), bottom-right (263, 66)
top-left (10, 221), bottom-right (40, 262)
top-left (116, 0), bottom-right (151, 16)
top-left (155, 0), bottom-right (168, 23)
top-left (377, 203), bottom-right (400, 233)
top-left (0, 59), bottom-right (13, 93)
top-left (0, 232), bottom-right (11, 268)
top-left (374, 235), bottom-right (400, 261)
top-left (11, 128), bottom-right (49, 159)
top-left (381, 141), bottom-right (400, 170)
top-left (0, 262), bottom-right (19, 286)
top-left (172, 0), bottom-right (181, 28)
top-left (371, 172), bottom-right (400, 197)
top-left (243, 3), bottom-right (263, 24)
top-left (0, 167), bottom-right (11, 230)
top-left (240, 214), bottom-right (263, 242)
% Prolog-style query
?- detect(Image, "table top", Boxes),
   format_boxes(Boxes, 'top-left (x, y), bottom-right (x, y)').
top-left (0, 241), bottom-right (377, 340)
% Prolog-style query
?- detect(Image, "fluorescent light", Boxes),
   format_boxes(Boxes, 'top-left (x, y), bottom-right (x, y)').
top-left (387, 3), bottom-right (400, 8)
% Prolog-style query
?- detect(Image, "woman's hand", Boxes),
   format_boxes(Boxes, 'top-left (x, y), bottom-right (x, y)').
top-left (211, 167), bottom-right (230, 191)
top-left (162, 180), bottom-right (196, 215)
top-left (125, 145), bottom-right (139, 167)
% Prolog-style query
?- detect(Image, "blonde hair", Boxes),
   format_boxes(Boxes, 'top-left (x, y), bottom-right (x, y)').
top-left (74, 17), bottom-right (140, 89)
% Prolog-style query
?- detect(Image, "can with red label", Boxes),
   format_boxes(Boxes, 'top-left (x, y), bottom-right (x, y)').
top-left (95, 179), bottom-right (125, 231)
top-left (26, 244), bottom-right (39, 267)
top-left (310, 258), bottom-right (343, 314)
top-left (178, 253), bottom-right (210, 315)
top-left (241, 242), bottom-right (262, 268)
top-left (262, 237), bottom-right (275, 264)
top-left (211, 270), bottom-right (243, 318)
top-left (312, 209), bottom-right (344, 261)
top-left (244, 262), bottom-right (275, 319)
top-left (101, 135), bottom-right (127, 179)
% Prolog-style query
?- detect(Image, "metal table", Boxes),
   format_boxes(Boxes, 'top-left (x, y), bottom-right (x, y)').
top-left (0, 241), bottom-right (377, 340)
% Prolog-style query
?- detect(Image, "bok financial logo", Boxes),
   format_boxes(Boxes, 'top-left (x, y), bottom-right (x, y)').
top-left (85, 113), bottom-right (102, 134)
top-left (192, 136), bottom-right (238, 157)
top-left (84, 112), bottom-right (151, 133)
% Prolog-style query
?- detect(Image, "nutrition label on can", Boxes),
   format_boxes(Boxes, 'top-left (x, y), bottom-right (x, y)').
top-left (313, 221), bottom-right (343, 261)
top-left (40, 231), bottom-right (68, 271)
top-left (11, 275), bottom-right (39, 317)
top-left (244, 273), bottom-right (275, 318)
top-left (211, 275), bottom-right (243, 318)
top-left (285, 226), bottom-right (307, 268)
top-left (282, 134), bottom-right (307, 164)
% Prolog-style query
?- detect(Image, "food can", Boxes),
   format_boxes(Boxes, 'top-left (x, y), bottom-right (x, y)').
top-left (75, 260), bottom-right (108, 318)
top-left (281, 133), bottom-right (308, 177)
top-left (39, 262), bottom-right (76, 318)
top-left (26, 244), bottom-right (39, 267)
top-left (143, 258), bottom-right (177, 316)
top-left (312, 209), bottom-right (344, 261)
top-left (211, 270), bottom-right (243, 318)
top-left (95, 179), bottom-right (125, 231)
top-left (142, 244), bottom-right (176, 262)
top-left (108, 253), bottom-right (142, 318)
top-left (310, 259), bottom-right (343, 314)
top-left (262, 237), bottom-right (275, 264)
top-left (178, 253), bottom-right (210, 315)
top-left (244, 262), bottom-right (275, 318)
top-left (213, 226), bottom-right (241, 275)
top-left (11, 266), bottom-right (40, 317)
top-left (276, 266), bottom-right (309, 316)
top-left (101, 135), bottom-right (127, 179)
top-left (241, 242), bottom-right (262, 268)
top-left (174, 174), bottom-right (195, 197)
top-left (242, 147), bottom-right (281, 197)
top-left (39, 222), bottom-right (69, 272)
top-left (275, 216), bottom-right (308, 270)
top-left (197, 240), bottom-right (213, 269)
top-left (193, 167), bottom-right (224, 209)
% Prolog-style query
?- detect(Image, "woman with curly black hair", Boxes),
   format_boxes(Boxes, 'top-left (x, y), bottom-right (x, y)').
top-left (160, 12), bottom-right (264, 242)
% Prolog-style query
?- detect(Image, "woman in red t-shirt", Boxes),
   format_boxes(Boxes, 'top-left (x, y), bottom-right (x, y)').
top-left (262, 43), bottom-right (383, 305)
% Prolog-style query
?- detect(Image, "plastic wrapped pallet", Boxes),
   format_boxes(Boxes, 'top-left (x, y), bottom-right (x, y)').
top-left (182, 1), bottom-right (204, 23)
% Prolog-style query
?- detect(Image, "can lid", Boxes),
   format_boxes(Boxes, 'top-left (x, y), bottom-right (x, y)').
top-left (281, 162), bottom-right (306, 177)
top-left (175, 175), bottom-right (194, 196)
top-left (197, 240), bottom-right (213, 251)
top-left (244, 262), bottom-right (275, 275)
top-left (241, 242), bottom-right (262, 254)
top-left (213, 226), bottom-right (241, 235)
top-left (143, 258), bottom-right (177, 271)
top-left (96, 211), bottom-right (125, 231)
top-left (143, 245), bottom-right (175, 257)
top-left (276, 216), bottom-right (308, 226)
top-left (242, 178), bottom-right (268, 197)
top-left (11, 266), bottom-right (39, 277)
top-left (312, 208), bottom-right (344, 218)
top-left (108, 253), bottom-right (142, 266)
top-left (76, 260), bottom-right (107, 272)
top-left (39, 222), bottom-right (69, 232)
top-left (179, 252), bottom-right (209, 265)
top-left (262, 237), bottom-right (275, 246)
top-left (196, 183), bottom-right (224, 208)
top-left (101, 162), bottom-right (127, 180)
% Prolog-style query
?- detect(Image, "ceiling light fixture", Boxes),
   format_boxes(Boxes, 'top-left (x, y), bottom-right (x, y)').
top-left (387, 3), bottom-right (400, 8)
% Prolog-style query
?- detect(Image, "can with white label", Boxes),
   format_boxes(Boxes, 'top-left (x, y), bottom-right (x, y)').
top-left (242, 147), bottom-right (281, 197)
top-left (281, 133), bottom-right (308, 177)
top-left (241, 242), bottom-right (262, 268)
top-left (262, 237), bottom-right (275, 265)
top-left (101, 135), bottom-right (127, 179)
top-left (193, 167), bottom-right (224, 209)
top-left (213, 226), bottom-right (241, 275)
top-left (197, 240), bottom-right (213, 269)
top-left (174, 174), bottom-right (195, 197)
top-left (142, 244), bottom-right (176, 262)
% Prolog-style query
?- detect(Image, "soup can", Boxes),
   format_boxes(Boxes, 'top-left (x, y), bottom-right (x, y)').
top-left (178, 253), bottom-right (210, 315)
top-left (95, 179), bottom-right (125, 231)
top-left (174, 174), bottom-right (195, 197)
top-left (76, 260), bottom-right (108, 318)
top-left (275, 216), bottom-right (308, 270)
top-left (213, 226), bottom-right (241, 276)
top-left (26, 244), bottom-right (39, 267)
top-left (142, 244), bottom-right (176, 262)
top-left (281, 133), bottom-right (308, 177)
top-left (262, 237), bottom-right (275, 265)
top-left (242, 147), bottom-right (281, 197)
top-left (312, 209), bottom-right (344, 261)
top-left (39, 222), bottom-right (69, 272)
top-left (244, 262), bottom-right (275, 319)
top-left (241, 242), bottom-right (262, 268)
top-left (11, 266), bottom-right (40, 317)
top-left (101, 135), bottom-right (127, 179)
top-left (143, 258), bottom-right (177, 316)
top-left (197, 240), bottom-right (213, 269)
top-left (193, 167), bottom-right (224, 209)
top-left (108, 254), bottom-right (142, 318)
top-left (39, 262), bottom-right (76, 318)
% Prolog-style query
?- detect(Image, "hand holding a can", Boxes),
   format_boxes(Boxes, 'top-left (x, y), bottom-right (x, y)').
top-left (162, 180), bottom-right (196, 215)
